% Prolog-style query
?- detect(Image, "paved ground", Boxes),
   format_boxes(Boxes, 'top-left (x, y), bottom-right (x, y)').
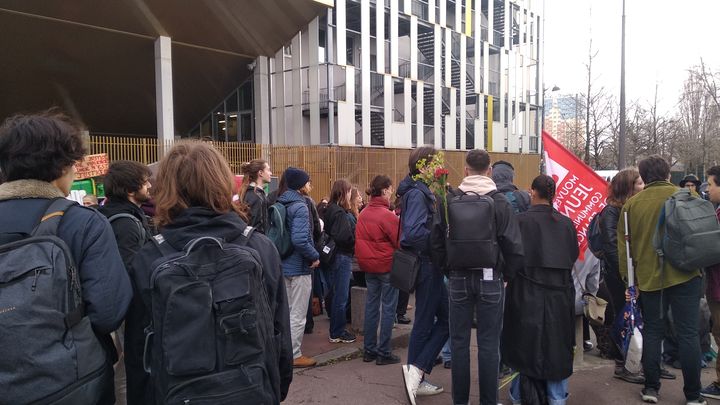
top-left (114, 298), bottom-right (719, 404)
top-left (285, 303), bottom-right (719, 404)
top-left (285, 339), bottom-right (719, 405)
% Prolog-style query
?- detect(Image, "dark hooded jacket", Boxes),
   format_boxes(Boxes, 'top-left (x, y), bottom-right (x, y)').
top-left (502, 204), bottom-right (579, 381)
top-left (243, 185), bottom-right (269, 234)
top-left (126, 208), bottom-right (293, 404)
top-left (98, 199), bottom-right (152, 270)
top-left (324, 202), bottom-right (356, 255)
top-left (396, 176), bottom-right (435, 258)
top-left (98, 199), bottom-right (153, 405)
top-left (491, 161), bottom-right (530, 213)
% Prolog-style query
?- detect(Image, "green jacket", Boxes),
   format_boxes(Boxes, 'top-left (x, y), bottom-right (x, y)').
top-left (618, 180), bottom-right (701, 292)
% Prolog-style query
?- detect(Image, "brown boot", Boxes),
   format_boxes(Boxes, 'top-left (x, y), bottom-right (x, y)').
top-left (293, 355), bottom-right (317, 368)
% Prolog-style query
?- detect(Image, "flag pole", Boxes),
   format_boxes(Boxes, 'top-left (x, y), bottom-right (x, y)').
top-left (618, 0), bottom-right (627, 169)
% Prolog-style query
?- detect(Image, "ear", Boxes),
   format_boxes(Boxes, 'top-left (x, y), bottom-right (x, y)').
top-left (464, 166), bottom-right (469, 177)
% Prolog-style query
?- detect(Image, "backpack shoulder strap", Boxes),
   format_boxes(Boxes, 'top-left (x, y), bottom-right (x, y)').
top-left (108, 213), bottom-right (146, 240)
top-left (234, 226), bottom-right (255, 247)
top-left (29, 198), bottom-right (86, 327)
top-left (32, 198), bottom-right (78, 237)
top-left (152, 233), bottom-right (176, 257)
top-left (652, 203), bottom-right (668, 254)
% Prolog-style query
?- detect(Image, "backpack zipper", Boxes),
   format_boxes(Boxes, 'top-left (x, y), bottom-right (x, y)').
top-left (31, 268), bottom-right (41, 291)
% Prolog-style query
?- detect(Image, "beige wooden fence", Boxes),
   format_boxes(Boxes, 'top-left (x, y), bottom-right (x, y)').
top-left (89, 136), bottom-right (541, 202)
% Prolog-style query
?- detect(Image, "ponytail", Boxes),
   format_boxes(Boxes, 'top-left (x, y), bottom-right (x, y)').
top-left (237, 159), bottom-right (267, 202)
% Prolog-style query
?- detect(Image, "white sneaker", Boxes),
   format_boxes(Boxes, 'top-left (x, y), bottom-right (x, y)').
top-left (416, 380), bottom-right (444, 396)
top-left (401, 364), bottom-right (423, 405)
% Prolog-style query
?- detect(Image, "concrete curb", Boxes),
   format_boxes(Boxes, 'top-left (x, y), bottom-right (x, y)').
top-left (294, 323), bottom-right (414, 373)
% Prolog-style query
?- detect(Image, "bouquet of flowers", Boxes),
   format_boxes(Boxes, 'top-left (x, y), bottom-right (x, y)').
top-left (412, 151), bottom-right (450, 223)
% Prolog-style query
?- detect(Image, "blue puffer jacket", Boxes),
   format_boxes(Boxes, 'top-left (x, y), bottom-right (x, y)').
top-left (278, 190), bottom-right (319, 277)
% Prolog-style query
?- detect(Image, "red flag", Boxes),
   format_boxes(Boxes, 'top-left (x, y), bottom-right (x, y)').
top-left (542, 131), bottom-right (608, 259)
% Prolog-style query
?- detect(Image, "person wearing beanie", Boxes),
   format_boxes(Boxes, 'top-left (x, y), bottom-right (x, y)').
top-left (679, 174), bottom-right (701, 194)
top-left (285, 167), bottom-right (311, 191)
top-left (276, 167), bottom-right (320, 368)
top-left (491, 160), bottom-right (530, 214)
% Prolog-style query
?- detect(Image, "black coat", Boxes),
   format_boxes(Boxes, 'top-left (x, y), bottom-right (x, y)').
top-left (502, 204), bottom-right (579, 381)
top-left (324, 202), bottom-right (355, 255)
top-left (243, 185), bottom-right (269, 234)
top-left (98, 199), bottom-right (152, 270)
top-left (305, 196), bottom-right (322, 243)
top-left (599, 204), bottom-right (621, 277)
top-left (125, 208), bottom-right (293, 404)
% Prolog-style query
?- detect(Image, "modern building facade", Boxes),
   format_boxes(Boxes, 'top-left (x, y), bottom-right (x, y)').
top-left (544, 94), bottom-right (583, 153)
top-left (191, 0), bottom-right (543, 154)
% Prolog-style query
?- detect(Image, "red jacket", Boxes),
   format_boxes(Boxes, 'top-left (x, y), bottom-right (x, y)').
top-left (355, 197), bottom-right (400, 274)
top-left (707, 207), bottom-right (720, 302)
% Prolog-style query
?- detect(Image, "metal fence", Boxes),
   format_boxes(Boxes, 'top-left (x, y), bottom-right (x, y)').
top-left (89, 136), bottom-right (541, 202)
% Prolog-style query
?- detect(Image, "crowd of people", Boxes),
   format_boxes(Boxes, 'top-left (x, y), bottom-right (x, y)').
top-left (2, 110), bottom-right (720, 405)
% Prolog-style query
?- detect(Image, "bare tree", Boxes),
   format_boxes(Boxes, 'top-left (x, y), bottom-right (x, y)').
top-left (676, 66), bottom-right (718, 175)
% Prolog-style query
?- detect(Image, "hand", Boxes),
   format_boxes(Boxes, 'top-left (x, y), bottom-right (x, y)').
top-left (624, 288), bottom-right (638, 302)
top-left (310, 260), bottom-right (320, 268)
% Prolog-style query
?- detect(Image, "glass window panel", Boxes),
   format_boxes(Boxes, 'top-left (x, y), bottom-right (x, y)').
top-left (240, 113), bottom-right (252, 142)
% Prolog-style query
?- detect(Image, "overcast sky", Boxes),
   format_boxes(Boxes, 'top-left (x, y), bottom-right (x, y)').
top-left (542, 0), bottom-right (720, 114)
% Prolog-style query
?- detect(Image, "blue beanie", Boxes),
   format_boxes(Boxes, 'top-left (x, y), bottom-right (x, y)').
top-left (285, 167), bottom-right (310, 191)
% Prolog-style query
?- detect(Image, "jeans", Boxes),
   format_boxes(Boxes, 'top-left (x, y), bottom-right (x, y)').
top-left (327, 253), bottom-right (353, 338)
top-left (407, 259), bottom-right (449, 374)
top-left (397, 289), bottom-right (410, 316)
top-left (285, 274), bottom-right (312, 358)
top-left (441, 339), bottom-right (452, 363)
top-left (510, 376), bottom-right (569, 405)
top-left (641, 276), bottom-right (702, 400)
top-left (448, 271), bottom-right (504, 405)
top-left (363, 273), bottom-right (399, 357)
top-left (710, 301), bottom-right (720, 382)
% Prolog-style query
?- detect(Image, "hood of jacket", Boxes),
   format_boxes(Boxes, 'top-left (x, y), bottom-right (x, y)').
top-left (491, 162), bottom-right (515, 187)
top-left (160, 207), bottom-right (248, 250)
top-left (277, 189), bottom-right (306, 205)
top-left (458, 175), bottom-right (497, 195)
top-left (98, 199), bottom-right (146, 221)
top-left (397, 175), bottom-right (434, 200)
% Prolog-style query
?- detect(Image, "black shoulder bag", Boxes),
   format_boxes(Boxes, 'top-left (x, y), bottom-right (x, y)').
top-left (390, 213), bottom-right (420, 293)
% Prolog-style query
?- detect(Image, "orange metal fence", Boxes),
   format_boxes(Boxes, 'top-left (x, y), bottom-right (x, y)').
top-left (89, 136), bottom-right (541, 202)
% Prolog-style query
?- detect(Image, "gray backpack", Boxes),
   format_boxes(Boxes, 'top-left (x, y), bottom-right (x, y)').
top-left (0, 198), bottom-right (107, 404)
top-left (653, 188), bottom-right (720, 271)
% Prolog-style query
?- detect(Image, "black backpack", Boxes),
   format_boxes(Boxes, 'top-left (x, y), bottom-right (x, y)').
top-left (445, 190), bottom-right (499, 269)
top-left (143, 227), bottom-right (278, 404)
top-left (587, 208), bottom-right (605, 259)
top-left (0, 198), bottom-right (108, 404)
